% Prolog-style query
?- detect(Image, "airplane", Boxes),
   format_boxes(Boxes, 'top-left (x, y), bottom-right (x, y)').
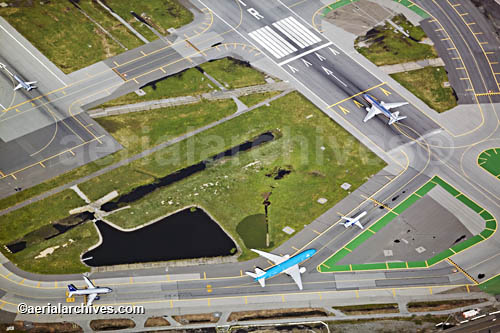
top-left (340, 211), bottom-right (367, 229)
top-left (362, 93), bottom-right (407, 125)
top-left (13, 74), bottom-right (37, 91)
top-left (246, 248), bottom-right (316, 290)
top-left (67, 275), bottom-right (112, 306)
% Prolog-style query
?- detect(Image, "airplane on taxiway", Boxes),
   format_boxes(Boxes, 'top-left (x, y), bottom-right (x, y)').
top-left (340, 211), bottom-right (367, 229)
top-left (67, 275), bottom-right (112, 306)
top-left (363, 93), bottom-right (407, 125)
top-left (246, 248), bottom-right (316, 290)
top-left (0, 62), bottom-right (37, 91)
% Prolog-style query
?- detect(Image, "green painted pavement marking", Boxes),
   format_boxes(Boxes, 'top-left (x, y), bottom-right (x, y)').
top-left (427, 249), bottom-right (455, 266)
top-left (393, 194), bottom-right (420, 214)
top-left (391, 0), bottom-right (431, 19)
top-left (351, 262), bottom-right (388, 270)
top-left (432, 176), bottom-right (460, 196)
top-left (478, 148), bottom-right (500, 178)
top-left (370, 212), bottom-right (398, 232)
top-left (407, 261), bottom-right (427, 268)
top-left (345, 230), bottom-right (375, 251)
top-left (322, 0), bottom-right (360, 16)
top-left (456, 194), bottom-right (483, 213)
top-left (415, 181), bottom-right (436, 196)
top-left (481, 211), bottom-right (494, 221)
top-left (481, 229), bottom-right (495, 239)
top-left (319, 176), bottom-right (496, 273)
top-left (451, 235), bottom-right (483, 253)
top-left (486, 220), bottom-right (497, 230)
top-left (387, 262), bottom-right (407, 269)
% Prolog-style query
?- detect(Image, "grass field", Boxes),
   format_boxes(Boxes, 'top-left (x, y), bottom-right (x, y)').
top-left (99, 58), bottom-right (268, 108)
top-left (355, 14), bottom-right (437, 66)
top-left (104, 0), bottom-right (193, 41)
top-left (236, 214), bottom-right (268, 249)
top-left (81, 92), bottom-right (385, 261)
top-left (239, 91), bottom-right (282, 108)
top-left (478, 148), bottom-right (500, 179)
top-left (0, 0), bottom-right (192, 73)
top-left (390, 67), bottom-right (457, 113)
top-left (480, 274), bottom-right (500, 295)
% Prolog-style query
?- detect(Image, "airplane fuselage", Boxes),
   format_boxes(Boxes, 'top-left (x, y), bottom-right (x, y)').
top-left (363, 94), bottom-right (392, 118)
top-left (71, 287), bottom-right (112, 296)
top-left (255, 249), bottom-right (316, 281)
top-left (344, 211), bottom-right (368, 227)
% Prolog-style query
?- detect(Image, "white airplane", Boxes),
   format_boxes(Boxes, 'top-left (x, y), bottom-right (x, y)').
top-left (340, 211), bottom-right (367, 229)
top-left (246, 248), bottom-right (316, 290)
top-left (67, 275), bottom-right (112, 306)
top-left (13, 74), bottom-right (37, 91)
top-left (363, 93), bottom-right (407, 125)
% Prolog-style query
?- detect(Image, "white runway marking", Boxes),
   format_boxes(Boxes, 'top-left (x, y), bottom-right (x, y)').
top-left (0, 24), bottom-right (67, 86)
top-left (273, 16), bottom-right (321, 48)
top-left (278, 41), bottom-right (332, 66)
top-left (249, 26), bottom-right (297, 59)
top-left (0, 103), bottom-right (5, 110)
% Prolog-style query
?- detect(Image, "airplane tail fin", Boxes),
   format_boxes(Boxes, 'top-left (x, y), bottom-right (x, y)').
top-left (246, 268), bottom-right (266, 287)
top-left (67, 284), bottom-right (77, 297)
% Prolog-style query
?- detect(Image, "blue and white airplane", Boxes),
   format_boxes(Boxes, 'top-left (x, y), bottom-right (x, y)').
top-left (362, 93), bottom-right (407, 125)
top-left (340, 211), bottom-right (367, 229)
top-left (13, 74), bottom-right (37, 92)
top-left (67, 275), bottom-right (112, 306)
top-left (246, 248), bottom-right (316, 290)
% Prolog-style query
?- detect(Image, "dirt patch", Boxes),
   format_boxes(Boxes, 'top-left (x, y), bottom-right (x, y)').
top-left (228, 308), bottom-right (330, 322)
top-left (335, 303), bottom-right (399, 315)
top-left (12, 321), bottom-right (82, 332)
top-left (407, 299), bottom-right (487, 312)
top-left (144, 316), bottom-right (170, 327)
top-left (438, 285), bottom-right (481, 294)
top-left (172, 313), bottom-right (219, 324)
top-left (90, 318), bottom-right (135, 331)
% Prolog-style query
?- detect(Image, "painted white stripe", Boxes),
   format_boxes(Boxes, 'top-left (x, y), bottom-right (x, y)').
top-left (0, 24), bottom-right (66, 86)
top-left (278, 41), bottom-right (332, 66)
top-left (261, 26), bottom-right (296, 54)
top-left (0, 103), bottom-right (5, 110)
top-left (280, 17), bottom-right (316, 46)
top-left (249, 30), bottom-right (284, 58)
top-left (279, 17), bottom-right (314, 46)
top-left (286, 17), bottom-right (321, 44)
top-left (273, 21), bottom-right (306, 48)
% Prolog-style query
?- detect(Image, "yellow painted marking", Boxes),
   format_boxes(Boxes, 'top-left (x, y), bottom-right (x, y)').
top-left (478, 233), bottom-right (486, 240)
top-left (281, 295), bottom-right (285, 302)
top-left (466, 284), bottom-right (470, 293)
top-left (367, 229), bottom-right (376, 234)
top-left (19, 279), bottom-right (25, 285)
top-left (204, 272), bottom-right (207, 280)
top-left (208, 298), bottom-right (211, 306)
top-left (392, 288), bottom-right (396, 296)
top-left (328, 82), bottom-right (386, 108)
top-left (450, 248), bottom-right (456, 254)
top-left (386, 262), bottom-right (389, 269)
top-left (452, 57), bottom-right (460, 60)
top-left (62, 91), bottom-right (66, 95)
top-left (349, 264), bottom-right (352, 271)
top-left (425, 260), bottom-right (429, 267)
top-left (429, 287), bottom-right (432, 295)
top-left (39, 162), bottom-right (45, 168)
top-left (447, 258), bottom-right (479, 284)
top-left (490, 62), bottom-right (499, 65)
top-left (435, 28), bottom-right (444, 32)
top-left (292, 246), bottom-right (299, 251)
top-left (37, 282), bottom-right (40, 288)
top-left (353, 99), bottom-right (363, 108)
top-left (0, 302), bottom-right (5, 310)
top-left (66, 297), bottom-right (75, 303)
top-left (133, 78), bottom-right (139, 84)
top-left (380, 87), bottom-right (391, 96)
top-left (55, 282), bottom-right (58, 288)
top-left (484, 151), bottom-right (491, 157)
top-left (130, 277), bottom-right (133, 283)
top-left (240, 270), bottom-right (243, 277)
top-left (405, 262), bottom-right (409, 268)
top-left (414, 193), bottom-right (422, 198)
top-left (429, 19), bottom-right (437, 23)
top-left (338, 105), bottom-right (350, 115)
top-left (452, 3), bottom-right (461, 6)
top-left (465, 89), bottom-right (474, 91)
top-left (344, 247), bottom-right (352, 252)
top-left (140, 51), bottom-right (147, 56)
top-left (311, 229), bottom-right (321, 235)
top-left (355, 290), bottom-right (359, 298)
top-left (244, 296), bottom-right (248, 304)
top-left (322, 263), bottom-right (330, 269)
top-left (113, 61), bottom-right (119, 66)
top-left (318, 292), bottom-right (322, 300)
top-left (480, 41), bottom-right (488, 45)
top-left (456, 67), bottom-right (465, 70)
top-left (460, 77), bottom-right (470, 80)
top-left (160, 68), bottom-right (166, 73)
top-left (460, 12), bottom-right (469, 16)
top-left (170, 300), bottom-right (173, 308)
top-left (447, 47), bottom-right (457, 50)
top-left (441, 37), bottom-right (450, 41)
top-left (11, 174), bottom-right (17, 180)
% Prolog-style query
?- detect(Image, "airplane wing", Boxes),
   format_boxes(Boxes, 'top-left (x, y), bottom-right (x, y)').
top-left (83, 276), bottom-right (96, 289)
top-left (354, 221), bottom-right (364, 229)
top-left (363, 106), bottom-right (381, 122)
top-left (86, 293), bottom-right (98, 306)
top-left (251, 249), bottom-right (288, 265)
top-left (26, 81), bottom-right (37, 85)
top-left (381, 101), bottom-right (408, 110)
top-left (284, 265), bottom-right (303, 290)
top-left (14, 84), bottom-right (22, 91)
